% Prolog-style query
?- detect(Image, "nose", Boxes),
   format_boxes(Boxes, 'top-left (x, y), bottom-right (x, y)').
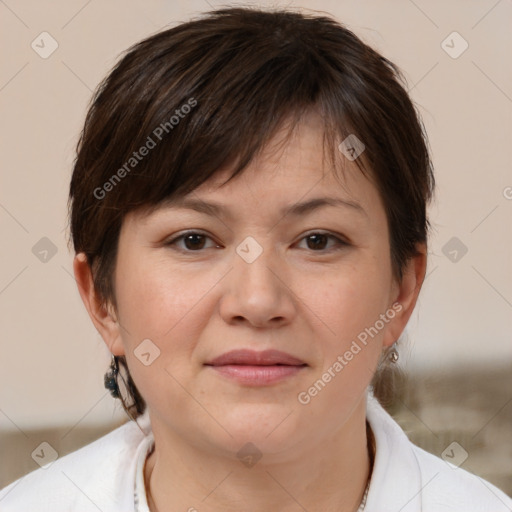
top-left (219, 239), bottom-right (297, 329)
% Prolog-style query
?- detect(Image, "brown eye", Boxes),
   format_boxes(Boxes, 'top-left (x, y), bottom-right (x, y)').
top-left (306, 234), bottom-right (329, 250)
top-left (183, 233), bottom-right (206, 250)
top-left (297, 232), bottom-right (349, 252)
top-left (166, 231), bottom-right (218, 251)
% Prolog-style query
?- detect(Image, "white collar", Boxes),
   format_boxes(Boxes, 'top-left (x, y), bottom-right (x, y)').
top-left (365, 390), bottom-right (423, 511)
top-left (134, 427), bottom-right (154, 512)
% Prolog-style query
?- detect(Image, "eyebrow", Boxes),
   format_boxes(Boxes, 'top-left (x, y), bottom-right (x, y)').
top-left (164, 196), bottom-right (366, 219)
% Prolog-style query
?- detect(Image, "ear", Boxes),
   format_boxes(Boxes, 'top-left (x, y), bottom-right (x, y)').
top-left (382, 243), bottom-right (427, 348)
top-left (73, 252), bottom-right (125, 356)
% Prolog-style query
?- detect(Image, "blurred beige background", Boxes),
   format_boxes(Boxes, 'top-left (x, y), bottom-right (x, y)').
top-left (1, 0), bottom-right (511, 493)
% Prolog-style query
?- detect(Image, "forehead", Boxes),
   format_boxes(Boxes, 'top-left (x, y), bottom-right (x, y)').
top-left (185, 117), bottom-right (378, 212)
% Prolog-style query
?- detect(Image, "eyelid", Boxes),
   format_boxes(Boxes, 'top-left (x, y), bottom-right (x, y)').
top-left (299, 229), bottom-right (349, 243)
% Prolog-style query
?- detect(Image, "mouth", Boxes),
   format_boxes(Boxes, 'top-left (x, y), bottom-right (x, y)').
top-left (204, 349), bottom-right (308, 386)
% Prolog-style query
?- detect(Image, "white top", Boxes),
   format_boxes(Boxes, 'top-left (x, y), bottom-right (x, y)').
top-left (1, 392), bottom-right (511, 511)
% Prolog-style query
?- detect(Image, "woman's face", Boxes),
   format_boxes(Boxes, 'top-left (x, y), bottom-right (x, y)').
top-left (89, 114), bottom-right (424, 460)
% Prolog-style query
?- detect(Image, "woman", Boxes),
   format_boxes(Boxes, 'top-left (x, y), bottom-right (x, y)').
top-left (1, 7), bottom-right (510, 512)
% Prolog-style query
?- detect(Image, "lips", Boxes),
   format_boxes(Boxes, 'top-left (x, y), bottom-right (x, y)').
top-left (205, 349), bottom-right (306, 367)
top-left (204, 349), bottom-right (307, 386)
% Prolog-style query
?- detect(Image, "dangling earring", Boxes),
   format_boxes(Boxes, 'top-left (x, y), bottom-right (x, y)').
top-left (104, 354), bottom-right (121, 398)
top-left (388, 345), bottom-right (399, 363)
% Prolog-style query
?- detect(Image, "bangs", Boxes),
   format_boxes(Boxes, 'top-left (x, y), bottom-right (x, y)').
top-left (74, 9), bottom-right (375, 226)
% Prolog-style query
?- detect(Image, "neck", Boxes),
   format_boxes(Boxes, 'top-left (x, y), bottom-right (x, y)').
top-left (144, 398), bottom-right (373, 512)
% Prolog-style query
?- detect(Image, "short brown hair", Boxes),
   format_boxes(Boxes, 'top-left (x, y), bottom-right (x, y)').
top-left (68, 7), bottom-right (434, 420)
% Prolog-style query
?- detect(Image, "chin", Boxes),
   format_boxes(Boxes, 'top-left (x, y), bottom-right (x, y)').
top-left (213, 403), bottom-right (300, 449)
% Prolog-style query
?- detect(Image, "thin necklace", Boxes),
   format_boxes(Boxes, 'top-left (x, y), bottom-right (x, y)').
top-left (357, 419), bottom-right (376, 511)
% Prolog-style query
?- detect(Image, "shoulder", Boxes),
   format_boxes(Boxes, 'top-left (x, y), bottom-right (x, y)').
top-left (365, 392), bottom-right (512, 512)
top-left (411, 443), bottom-right (512, 511)
top-left (0, 416), bottom-right (151, 512)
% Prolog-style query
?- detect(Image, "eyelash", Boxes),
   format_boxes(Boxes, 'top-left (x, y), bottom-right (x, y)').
top-left (165, 230), bottom-right (349, 253)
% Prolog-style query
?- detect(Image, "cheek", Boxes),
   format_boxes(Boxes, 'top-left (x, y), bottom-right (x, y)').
top-left (304, 259), bottom-right (392, 347)
top-left (113, 258), bottom-right (215, 408)
top-left (295, 266), bottom-right (391, 412)
top-left (115, 258), bottom-right (214, 338)
top-left (113, 257), bottom-right (229, 397)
